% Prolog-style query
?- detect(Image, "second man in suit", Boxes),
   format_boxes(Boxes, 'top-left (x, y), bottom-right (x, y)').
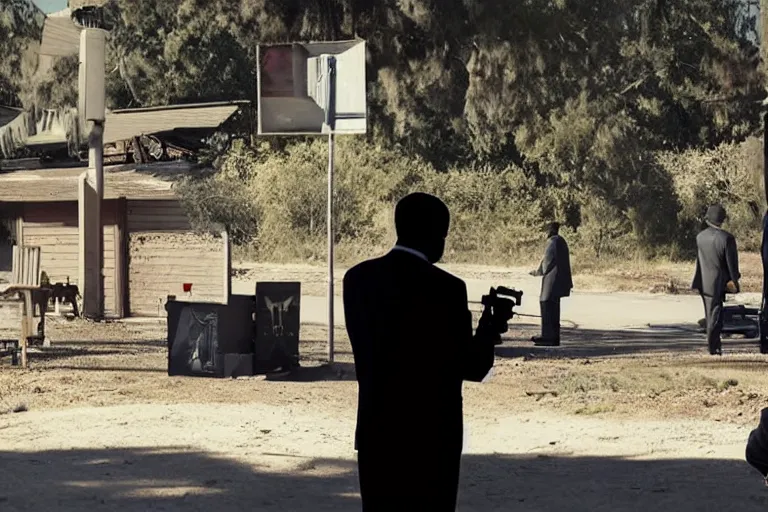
top-left (530, 222), bottom-right (573, 346)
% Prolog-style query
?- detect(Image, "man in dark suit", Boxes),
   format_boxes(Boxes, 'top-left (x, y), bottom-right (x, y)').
top-left (692, 204), bottom-right (740, 356)
top-left (343, 193), bottom-right (497, 511)
top-left (529, 222), bottom-right (573, 347)
top-left (760, 210), bottom-right (768, 354)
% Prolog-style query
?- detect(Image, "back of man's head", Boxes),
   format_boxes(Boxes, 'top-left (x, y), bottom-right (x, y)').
top-left (394, 193), bottom-right (450, 263)
top-left (705, 204), bottom-right (727, 228)
top-left (544, 222), bottom-right (561, 238)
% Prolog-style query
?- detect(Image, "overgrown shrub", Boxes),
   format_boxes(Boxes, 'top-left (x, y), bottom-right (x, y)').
top-left (578, 196), bottom-right (631, 259)
top-left (415, 164), bottom-right (545, 262)
top-left (177, 136), bottom-right (766, 266)
top-left (658, 137), bottom-right (764, 252)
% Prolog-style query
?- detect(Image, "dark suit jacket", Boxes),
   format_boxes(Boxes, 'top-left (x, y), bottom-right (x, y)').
top-left (762, 212), bottom-right (768, 297)
top-left (535, 235), bottom-right (573, 301)
top-left (692, 226), bottom-right (740, 298)
top-left (746, 408), bottom-right (768, 478)
top-left (343, 250), bottom-right (495, 455)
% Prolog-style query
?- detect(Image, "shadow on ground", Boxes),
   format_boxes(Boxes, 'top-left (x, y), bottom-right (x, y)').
top-left (266, 362), bottom-right (357, 382)
top-left (499, 323), bottom-right (765, 359)
top-left (2, 337), bottom-right (356, 380)
top-left (0, 448), bottom-right (764, 511)
top-left (6, 324), bottom-right (767, 375)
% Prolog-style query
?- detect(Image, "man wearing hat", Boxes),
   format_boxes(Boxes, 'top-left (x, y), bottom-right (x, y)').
top-left (692, 204), bottom-right (741, 356)
top-left (530, 222), bottom-right (573, 346)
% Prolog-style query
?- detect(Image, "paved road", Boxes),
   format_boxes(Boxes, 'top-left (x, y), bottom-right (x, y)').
top-left (292, 292), bottom-right (705, 330)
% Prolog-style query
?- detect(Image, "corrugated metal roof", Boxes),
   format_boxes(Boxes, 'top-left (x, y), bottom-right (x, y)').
top-left (69, 0), bottom-right (110, 9)
top-left (49, 8), bottom-right (73, 18)
top-left (3, 102), bottom-right (246, 151)
top-left (102, 103), bottom-right (243, 144)
top-left (39, 15), bottom-right (81, 57)
top-left (0, 107), bottom-right (22, 128)
top-left (0, 162), bottom-right (197, 203)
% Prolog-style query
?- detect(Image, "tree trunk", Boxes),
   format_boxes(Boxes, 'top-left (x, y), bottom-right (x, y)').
top-left (118, 55), bottom-right (143, 107)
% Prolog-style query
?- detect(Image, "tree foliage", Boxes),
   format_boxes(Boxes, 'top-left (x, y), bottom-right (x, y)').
top-left (32, 1), bottom-right (762, 151)
top-left (0, 0), bottom-right (44, 107)
top-left (10, 0), bottom-right (766, 257)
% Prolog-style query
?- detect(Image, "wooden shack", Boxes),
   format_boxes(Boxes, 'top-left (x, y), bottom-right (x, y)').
top-left (0, 161), bottom-right (229, 318)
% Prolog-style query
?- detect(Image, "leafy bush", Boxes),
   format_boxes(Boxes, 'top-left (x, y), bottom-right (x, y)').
top-left (658, 137), bottom-right (764, 252)
top-left (177, 136), bottom-right (766, 266)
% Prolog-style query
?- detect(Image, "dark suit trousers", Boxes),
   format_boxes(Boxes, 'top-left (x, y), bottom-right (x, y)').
top-left (701, 295), bottom-right (724, 353)
top-left (540, 299), bottom-right (561, 341)
top-left (357, 446), bottom-right (461, 511)
top-left (747, 430), bottom-right (768, 477)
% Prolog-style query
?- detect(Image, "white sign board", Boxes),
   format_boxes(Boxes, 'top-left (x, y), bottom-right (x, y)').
top-left (257, 40), bottom-right (367, 135)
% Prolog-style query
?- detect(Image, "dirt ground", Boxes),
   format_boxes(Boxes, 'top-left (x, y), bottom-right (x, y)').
top-left (2, 262), bottom-right (768, 511)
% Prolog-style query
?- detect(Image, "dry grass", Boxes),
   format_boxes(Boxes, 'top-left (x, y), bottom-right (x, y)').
top-left (568, 251), bottom-right (763, 294)
top-left (493, 342), bottom-right (768, 425)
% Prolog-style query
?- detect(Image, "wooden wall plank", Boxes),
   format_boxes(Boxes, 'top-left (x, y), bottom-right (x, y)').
top-left (126, 199), bottom-right (227, 317)
top-left (21, 200), bottom-right (120, 316)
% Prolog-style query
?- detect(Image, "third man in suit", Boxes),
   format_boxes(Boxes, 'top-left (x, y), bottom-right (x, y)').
top-left (692, 204), bottom-right (740, 356)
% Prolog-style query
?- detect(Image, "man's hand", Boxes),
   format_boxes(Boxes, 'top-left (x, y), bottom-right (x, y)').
top-left (726, 280), bottom-right (739, 294)
top-left (475, 314), bottom-right (501, 345)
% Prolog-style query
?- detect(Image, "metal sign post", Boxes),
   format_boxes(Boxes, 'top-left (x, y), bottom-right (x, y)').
top-left (326, 57), bottom-right (337, 363)
top-left (327, 132), bottom-right (335, 362)
top-left (256, 40), bottom-right (367, 364)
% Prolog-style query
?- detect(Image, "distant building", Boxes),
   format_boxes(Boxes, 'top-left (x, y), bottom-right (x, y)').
top-left (0, 102), bottom-right (249, 317)
top-left (0, 161), bottom-right (230, 318)
top-left (0, 101), bottom-right (248, 161)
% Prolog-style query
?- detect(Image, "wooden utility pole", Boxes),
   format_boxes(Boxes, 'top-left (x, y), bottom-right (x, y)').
top-left (77, 28), bottom-right (107, 320)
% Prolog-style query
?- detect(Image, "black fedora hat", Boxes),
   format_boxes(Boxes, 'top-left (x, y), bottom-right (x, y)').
top-left (705, 204), bottom-right (727, 227)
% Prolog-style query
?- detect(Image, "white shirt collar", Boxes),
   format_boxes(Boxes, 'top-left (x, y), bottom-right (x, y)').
top-left (706, 221), bottom-right (723, 230)
top-left (392, 245), bottom-right (428, 262)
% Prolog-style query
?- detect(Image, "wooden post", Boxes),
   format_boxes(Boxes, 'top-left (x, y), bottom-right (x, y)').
top-left (114, 197), bottom-right (127, 317)
top-left (18, 300), bottom-right (25, 367)
top-left (19, 289), bottom-right (31, 368)
top-left (79, 171), bottom-right (103, 319)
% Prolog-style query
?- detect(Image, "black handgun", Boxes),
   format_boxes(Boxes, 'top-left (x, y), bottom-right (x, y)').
top-left (479, 287), bottom-right (523, 345)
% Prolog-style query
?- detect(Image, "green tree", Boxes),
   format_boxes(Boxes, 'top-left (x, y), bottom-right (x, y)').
top-left (0, 0), bottom-right (44, 107)
top-left (21, 0), bottom-right (765, 254)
